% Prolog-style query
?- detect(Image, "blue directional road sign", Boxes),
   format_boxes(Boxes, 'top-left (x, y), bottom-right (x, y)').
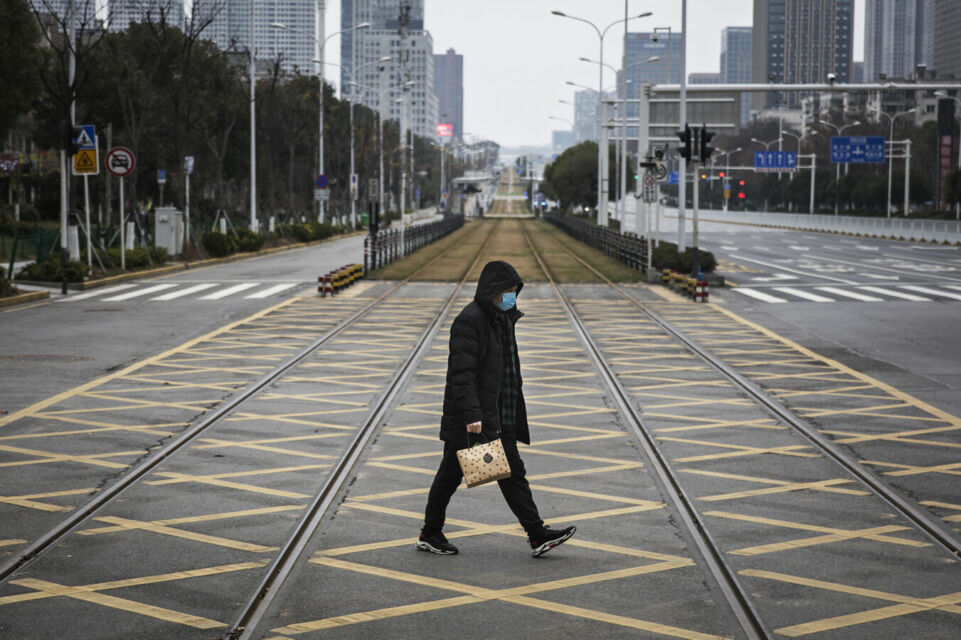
top-left (754, 150), bottom-right (798, 172)
top-left (831, 136), bottom-right (885, 163)
top-left (667, 171), bottom-right (679, 185)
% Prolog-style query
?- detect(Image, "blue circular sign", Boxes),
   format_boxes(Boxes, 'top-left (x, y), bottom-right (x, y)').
top-left (315, 174), bottom-right (329, 189)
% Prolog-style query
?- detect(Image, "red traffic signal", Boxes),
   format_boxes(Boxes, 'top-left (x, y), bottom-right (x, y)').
top-left (738, 179), bottom-right (746, 186)
top-left (719, 171), bottom-right (725, 178)
top-left (738, 192), bottom-right (746, 199)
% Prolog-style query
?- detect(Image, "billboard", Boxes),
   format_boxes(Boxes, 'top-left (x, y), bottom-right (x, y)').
top-left (437, 123), bottom-right (453, 137)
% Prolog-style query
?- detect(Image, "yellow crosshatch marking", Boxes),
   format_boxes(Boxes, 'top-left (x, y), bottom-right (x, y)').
top-left (681, 469), bottom-right (870, 500)
top-left (741, 569), bottom-right (961, 636)
top-left (0, 562), bottom-right (266, 627)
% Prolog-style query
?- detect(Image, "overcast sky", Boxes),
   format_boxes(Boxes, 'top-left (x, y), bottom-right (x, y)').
top-left (325, 1), bottom-right (865, 147)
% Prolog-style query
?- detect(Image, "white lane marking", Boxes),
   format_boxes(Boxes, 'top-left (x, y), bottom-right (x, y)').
top-left (200, 283), bottom-right (260, 300)
top-left (729, 254), bottom-right (856, 284)
top-left (860, 273), bottom-right (901, 280)
top-left (102, 284), bottom-right (178, 301)
top-left (900, 285), bottom-right (961, 302)
top-left (858, 286), bottom-right (930, 302)
top-left (57, 284), bottom-right (136, 302)
top-left (815, 287), bottom-right (884, 302)
top-left (151, 283), bottom-right (219, 301)
top-left (721, 246), bottom-right (739, 251)
top-left (734, 289), bottom-right (788, 303)
top-left (751, 274), bottom-right (798, 282)
top-left (773, 287), bottom-right (834, 302)
top-left (244, 283), bottom-right (299, 299)
top-left (946, 285), bottom-right (961, 292)
top-left (788, 245), bottom-right (810, 251)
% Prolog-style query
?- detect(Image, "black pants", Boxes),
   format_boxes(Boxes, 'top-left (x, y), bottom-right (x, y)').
top-left (422, 437), bottom-right (544, 537)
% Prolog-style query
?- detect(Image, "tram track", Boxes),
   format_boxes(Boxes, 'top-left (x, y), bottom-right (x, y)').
top-left (519, 223), bottom-right (768, 640)
top-left (224, 222), bottom-right (499, 639)
top-left (0, 221), bottom-right (499, 594)
top-left (521, 217), bottom-right (961, 638)
top-left (529, 222), bottom-right (961, 559)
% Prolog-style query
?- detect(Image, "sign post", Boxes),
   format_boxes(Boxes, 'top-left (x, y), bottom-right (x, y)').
top-left (184, 156), bottom-right (194, 247)
top-left (72, 125), bottom-right (98, 269)
top-left (106, 147), bottom-right (136, 270)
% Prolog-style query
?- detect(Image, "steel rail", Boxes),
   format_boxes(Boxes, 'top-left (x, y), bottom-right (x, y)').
top-left (225, 220), bottom-right (500, 639)
top-left (520, 222), bottom-right (769, 639)
top-left (539, 223), bottom-right (961, 561)
top-left (0, 222), bottom-right (490, 584)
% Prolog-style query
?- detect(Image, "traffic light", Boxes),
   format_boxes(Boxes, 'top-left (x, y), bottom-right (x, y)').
top-left (699, 125), bottom-right (715, 162)
top-left (675, 125), bottom-right (692, 161)
top-left (718, 171), bottom-right (726, 179)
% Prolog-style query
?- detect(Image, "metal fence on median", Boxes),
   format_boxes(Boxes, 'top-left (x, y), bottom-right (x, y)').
top-left (666, 208), bottom-right (961, 245)
top-left (364, 213), bottom-right (464, 274)
top-left (3, 230), bottom-right (59, 279)
top-left (544, 212), bottom-right (648, 272)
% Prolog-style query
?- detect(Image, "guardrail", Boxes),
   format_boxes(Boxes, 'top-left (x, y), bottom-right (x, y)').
top-left (544, 212), bottom-right (648, 272)
top-left (664, 208), bottom-right (961, 245)
top-left (364, 213), bottom-right (464, 274)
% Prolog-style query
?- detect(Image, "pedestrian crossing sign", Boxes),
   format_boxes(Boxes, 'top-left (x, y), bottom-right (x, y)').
top-left (72, 148), bottom-right (99, 175)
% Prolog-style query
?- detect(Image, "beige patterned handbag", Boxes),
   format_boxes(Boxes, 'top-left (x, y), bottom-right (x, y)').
top-left (456, 436), bottom-right (512, 488)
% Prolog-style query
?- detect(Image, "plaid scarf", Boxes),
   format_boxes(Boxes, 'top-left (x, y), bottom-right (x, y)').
top-left (495, 312), bottom-right (520, 434)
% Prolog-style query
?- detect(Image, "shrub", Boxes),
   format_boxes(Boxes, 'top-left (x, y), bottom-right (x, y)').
top-left (234, 228), bottom-right (265, 252)
top-left (201, 231), bottom-right (235, 257)
top-left (651, 241), bottom-right (716, 274)
top-left (16, 255), bottom-right (88, 282)
top-left (1, 274), bottom-right (18, 296)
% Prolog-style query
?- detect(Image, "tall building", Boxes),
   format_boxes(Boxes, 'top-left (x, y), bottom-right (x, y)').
top-left (199, 0), bottom-right (317, 73)
top-left (752, 0), bottom-right (853, 109)
top-left (573, 89), bottom-right (599, 144)
top-left (721, 26), bottom-right (752, 125)
top-left (29, 0), bottom-right (99, 25)
top-left (434, 48), bottom-right (463, 141)
top-left (109, 0), bottom-right (184, 32)
top-left (341, 0), bottom-right (438, 138)
top-left (689, 73), bottom-right (721, 84)
top-left (864, 0), bottom-right (934, 82)
top-left (621, 32), bottom-right (683, 144)
top-left (933, 0), bottom-right (961, 79)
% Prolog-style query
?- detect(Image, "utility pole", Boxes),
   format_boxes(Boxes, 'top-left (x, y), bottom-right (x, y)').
top-left (399, 1), bottom-right (410, 247)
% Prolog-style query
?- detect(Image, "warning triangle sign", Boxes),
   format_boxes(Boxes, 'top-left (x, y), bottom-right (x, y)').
top-left (75, 129), bottom-right (94, 148)
top-left (72, 149), bottom-right (99, 175)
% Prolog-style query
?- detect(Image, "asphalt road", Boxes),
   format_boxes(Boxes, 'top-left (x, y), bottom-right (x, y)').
top-left (664, 216), bottom-right (961, 418)
top-left (0, 234), bottom-right (365, 416)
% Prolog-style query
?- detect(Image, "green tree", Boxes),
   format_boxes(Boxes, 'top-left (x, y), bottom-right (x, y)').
top-left (0, 0), bottom-right (42, 141)
top-left (542, 142), bottom-right (598, 210)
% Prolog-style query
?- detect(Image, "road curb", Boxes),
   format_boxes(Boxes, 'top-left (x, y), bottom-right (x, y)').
top-left (0, 290), bottom-right (50, 308)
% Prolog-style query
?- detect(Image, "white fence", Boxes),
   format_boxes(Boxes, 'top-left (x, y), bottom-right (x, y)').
top-left (611, 198), bottom-right (961, 245)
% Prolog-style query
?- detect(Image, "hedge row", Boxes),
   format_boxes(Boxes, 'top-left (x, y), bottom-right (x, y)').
top-left (16, 246), bottom-right (170, 282)
top-left (651, 241), bottom-right (717, 274)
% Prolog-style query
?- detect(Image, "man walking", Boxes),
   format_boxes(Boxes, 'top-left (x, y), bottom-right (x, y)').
top-left (416, 260), bottom-right (576, 557)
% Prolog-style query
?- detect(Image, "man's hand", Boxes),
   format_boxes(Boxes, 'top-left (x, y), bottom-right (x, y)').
top-left (466, 421), bottom-right (482, 434)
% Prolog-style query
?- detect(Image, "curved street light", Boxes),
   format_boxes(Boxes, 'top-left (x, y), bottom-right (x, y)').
top-left (552, 9), bottom-right (653, 225)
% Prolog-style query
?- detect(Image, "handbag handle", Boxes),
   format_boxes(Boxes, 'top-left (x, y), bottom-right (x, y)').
top-left (466, 431), bottom-right (491, 447)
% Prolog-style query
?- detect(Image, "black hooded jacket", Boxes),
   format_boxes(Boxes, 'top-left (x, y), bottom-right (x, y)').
top-left (439, 260), bottom-right (529, 447)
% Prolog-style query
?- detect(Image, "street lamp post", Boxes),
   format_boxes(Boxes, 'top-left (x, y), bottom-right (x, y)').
top-left (271, 21), bottom-right (370, 223)
top-left (552, 9), bottom-right (652, 227)
top-left (877, 108), bottom-right (915, 218)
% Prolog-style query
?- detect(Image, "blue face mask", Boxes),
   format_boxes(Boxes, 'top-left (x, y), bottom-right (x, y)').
top-left (496, 292), bottom-right (516, 311)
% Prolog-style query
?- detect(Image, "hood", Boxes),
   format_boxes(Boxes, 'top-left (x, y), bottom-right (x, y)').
top-left (474, 260), bottom-right (524, 307)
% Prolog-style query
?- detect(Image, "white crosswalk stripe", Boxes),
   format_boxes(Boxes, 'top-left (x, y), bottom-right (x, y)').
top-left (199, 283), bottom-right (261, 300)
top-left (151, 283), bottom-right (219, 301)
top-left (244, 283), bottom-right (299, 299)
top-left (858, 286), bottom-right (930, 302)
top-left (734, 288), bottom-right (788, 303)
top-left (773, 287), bottom-right (834, 302)
top-left (103, 284), bottom-right (178, 301)
top-left (815, 287), bottom-right (884, 302)
top-left (900, 285), bottom-right (961, 302)
top-left (60, 281), bottom-right (305, 302)
top-left (58, 284), bottom-right (137, 302)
